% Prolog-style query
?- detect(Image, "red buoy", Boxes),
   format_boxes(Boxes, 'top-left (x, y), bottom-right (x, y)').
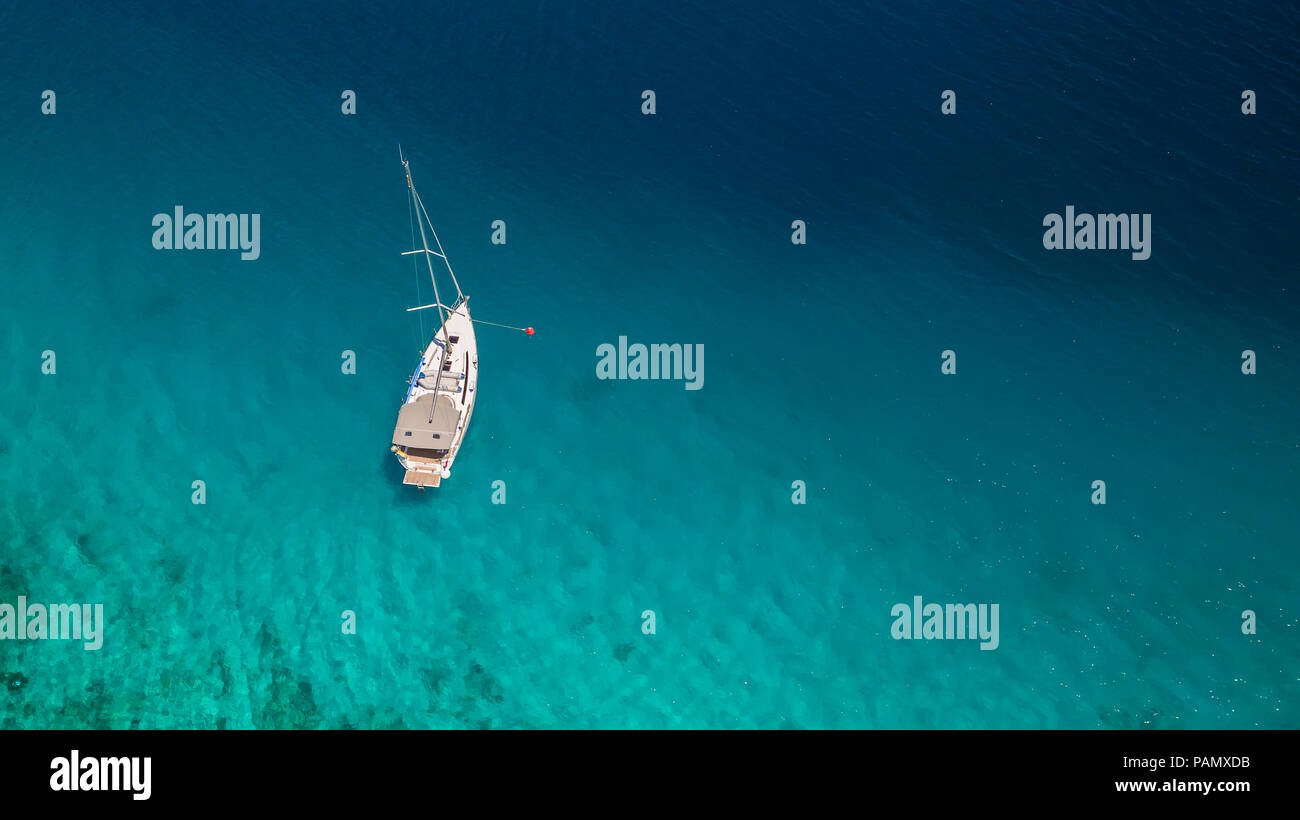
top-left (525, 327), bottom-right (535, 335)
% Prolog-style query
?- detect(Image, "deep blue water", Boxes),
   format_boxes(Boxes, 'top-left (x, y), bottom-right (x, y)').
top-left (0, 0), bottom-right (1296, 728)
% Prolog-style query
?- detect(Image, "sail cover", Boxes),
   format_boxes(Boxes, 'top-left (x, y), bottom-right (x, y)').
top-left (392, 392), bottom-right (459, 447)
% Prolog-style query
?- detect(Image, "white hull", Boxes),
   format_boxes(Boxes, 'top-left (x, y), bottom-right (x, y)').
top-left (391, 298), bottom-right (478, 488)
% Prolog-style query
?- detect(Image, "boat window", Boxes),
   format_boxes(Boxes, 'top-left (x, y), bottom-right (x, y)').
top-left (449, 336), bottom-right (460, 343)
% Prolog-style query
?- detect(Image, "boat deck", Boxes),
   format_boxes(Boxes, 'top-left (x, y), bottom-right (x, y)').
top-left (393, 303), bottom-right (477, 488)
top-left (403, 469), bottom-right (441, 488)
top-left (402, 452), bottom-right (444, 465)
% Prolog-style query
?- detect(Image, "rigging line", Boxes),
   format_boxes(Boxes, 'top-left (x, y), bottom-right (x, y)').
top-left (406, 161), bottom-right (450, 423)
top-left (411, 186), bottom-right (464, 301)
top-left (407, 184), bottom-right (424, 347)
top-left (399, 144), bottom-right (421, 346)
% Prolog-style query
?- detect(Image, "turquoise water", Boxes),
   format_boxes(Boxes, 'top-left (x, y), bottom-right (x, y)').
top-left (1, 0), bottom-right (1297, 728)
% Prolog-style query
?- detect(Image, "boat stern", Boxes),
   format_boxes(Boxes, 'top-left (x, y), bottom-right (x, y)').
top-left (391, 445), bottom-right (451, 488)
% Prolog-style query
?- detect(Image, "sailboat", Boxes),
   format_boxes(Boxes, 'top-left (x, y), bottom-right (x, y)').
top-left (387, 149), bottom-right (481, 489)
top-left (389, 151), bottom-right (534, 489)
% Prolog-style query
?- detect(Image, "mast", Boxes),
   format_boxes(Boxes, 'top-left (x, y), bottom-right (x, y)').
top-left (400, 148), bottom-right (453, 422)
